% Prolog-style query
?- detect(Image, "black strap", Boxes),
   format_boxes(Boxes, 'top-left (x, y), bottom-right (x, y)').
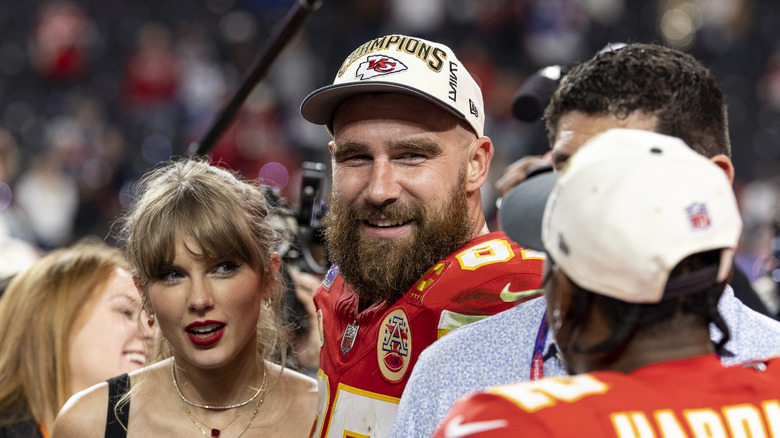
top-left (663, 265), bottom-right (720, 299)
top-left (105, 373), bottom-right (130, 438)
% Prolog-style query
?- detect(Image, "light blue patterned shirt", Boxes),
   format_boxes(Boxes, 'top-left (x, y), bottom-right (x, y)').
top-left (389, 286), bottom-right (780, 438)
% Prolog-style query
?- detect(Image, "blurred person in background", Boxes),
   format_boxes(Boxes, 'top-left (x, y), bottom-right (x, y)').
top-left (734, 178), bottom-right (780, 316)
top-left (0, 238), bottom-right (151, 437)
top-left (28, 0), bottom-right (96, 83)
top-left (0, 128), bottom-right (40, 282)
top-left (120, 20), bottom-right (182, 152)
top-left (15, 147), bottom-right (78, 251)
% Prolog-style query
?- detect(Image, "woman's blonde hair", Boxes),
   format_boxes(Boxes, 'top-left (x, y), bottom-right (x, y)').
top-left (117, 157), bottom-right (287, 363)
top-left (0, 238), bottom-right (128, 432)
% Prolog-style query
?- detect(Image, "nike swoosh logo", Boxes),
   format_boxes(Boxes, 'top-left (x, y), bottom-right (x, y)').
top-left (500, 283), bottom-right (543, 302)
top-left (445, 415), bottom-right (508, 438)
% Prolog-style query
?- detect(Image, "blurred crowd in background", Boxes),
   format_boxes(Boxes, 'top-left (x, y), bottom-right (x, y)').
top-left (0, 0), bottom-right (778, 310)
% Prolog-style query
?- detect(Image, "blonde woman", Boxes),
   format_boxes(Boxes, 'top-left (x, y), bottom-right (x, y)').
top-left (53, 158), bottom-right (317, 438)
top-left (0, 239), bottom-right (150, 437)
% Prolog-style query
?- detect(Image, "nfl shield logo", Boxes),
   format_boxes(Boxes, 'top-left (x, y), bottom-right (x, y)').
top-left (341, 321), bottom-right (359, 355)
top-left (686, 203), bottom-right (711, 229)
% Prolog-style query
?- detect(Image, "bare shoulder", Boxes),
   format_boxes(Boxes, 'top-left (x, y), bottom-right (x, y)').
top-left (52, 382), bottom-right (109, 438)
top-left (261, 363), bottom-right (317, 437)
top-left (278, 364), bottom-right (318, 401)
top-left (267, 362), bottom-right (317, 411)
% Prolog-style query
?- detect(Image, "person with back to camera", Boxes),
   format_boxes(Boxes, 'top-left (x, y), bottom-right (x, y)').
top-left (52, 158), bottom-right (317, 438)
top-left (0, 238), bottom-right (151, 437)
top-left (391, 43), bottom-right (780, 438)
top-left (299, 34), bottom-right (545, 438)
top-left (433, 128), bottom-right (780, 437)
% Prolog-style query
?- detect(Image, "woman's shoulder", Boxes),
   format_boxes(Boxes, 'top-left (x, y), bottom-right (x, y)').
top-left (261, 364), bottom-right (317, 436)
top-left (53, 361), bottom-right (172, 438)
top-left (269, 363), bottom-right (317, 406)
top-left (52, 381), bottom-right (110, 438)
top-left (277, 364), bottom-right (317, 390)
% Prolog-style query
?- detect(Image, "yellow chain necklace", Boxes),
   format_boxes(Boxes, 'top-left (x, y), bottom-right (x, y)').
top-left (179, 395), bottom-right (262, 438)
top-left (171, 359), bottom-right (267, 437)
top-left (171, 360), bottom-right (267, 410)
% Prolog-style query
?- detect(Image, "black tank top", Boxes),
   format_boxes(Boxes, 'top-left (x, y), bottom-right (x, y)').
top-left (105, 374), bottom-right (130, 438)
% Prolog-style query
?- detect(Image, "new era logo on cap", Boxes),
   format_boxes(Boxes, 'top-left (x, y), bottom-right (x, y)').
top-left (469, 99), bottom-right (479, 118)
top-left (356, 55), bottom-right (408, 80)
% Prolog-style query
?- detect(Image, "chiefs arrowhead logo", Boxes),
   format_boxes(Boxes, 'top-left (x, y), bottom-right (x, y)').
top-left (356, 55), bottom-right (407, 80)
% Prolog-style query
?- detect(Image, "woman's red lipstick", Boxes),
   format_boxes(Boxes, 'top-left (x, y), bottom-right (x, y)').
top-left (185, 320), bottom-right (225, 347)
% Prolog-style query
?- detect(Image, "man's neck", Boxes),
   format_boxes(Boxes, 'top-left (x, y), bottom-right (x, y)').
top-left (602, 320), bottom-right (713, 374)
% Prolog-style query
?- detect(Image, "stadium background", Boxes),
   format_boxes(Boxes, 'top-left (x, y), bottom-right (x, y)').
top-left (0, 0), bottom-right (777, 305)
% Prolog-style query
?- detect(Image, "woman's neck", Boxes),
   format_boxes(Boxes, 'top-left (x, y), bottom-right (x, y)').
top-left (171, 351), bottom-right (265, 407)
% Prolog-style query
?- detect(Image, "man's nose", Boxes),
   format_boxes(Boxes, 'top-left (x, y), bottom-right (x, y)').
top-left (365, 160), bottom-right (401, 206)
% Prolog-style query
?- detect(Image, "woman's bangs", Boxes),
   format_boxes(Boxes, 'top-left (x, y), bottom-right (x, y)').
top-left (175, 200), bottom-right (258, 266)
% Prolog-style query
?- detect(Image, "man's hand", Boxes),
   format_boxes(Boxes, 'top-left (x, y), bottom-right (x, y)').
top-left (494, 152), bottom-right (553, 198)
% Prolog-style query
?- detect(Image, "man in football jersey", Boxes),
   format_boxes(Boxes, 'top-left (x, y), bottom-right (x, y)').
top-left (433, 128), bottom-right (780, 438)
top-left (299, 34), bottom-right (545, 438)
top-left (391, 43), bottom-right (780, 438)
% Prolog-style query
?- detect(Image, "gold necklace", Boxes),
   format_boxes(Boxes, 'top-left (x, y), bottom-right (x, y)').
top-left (179, 395), bottom-right (262, 438)
top-left (171, 360), bottom-right (267, 410)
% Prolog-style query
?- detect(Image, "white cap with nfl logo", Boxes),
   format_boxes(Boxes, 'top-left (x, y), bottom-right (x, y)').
top-left (541, 128), bottom-right (742, 303)
top-left (300, 34), bottom-right (485, 138)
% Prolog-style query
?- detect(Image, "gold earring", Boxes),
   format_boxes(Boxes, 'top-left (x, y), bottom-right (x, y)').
top-left (264, 299), bottom-right (272, 309)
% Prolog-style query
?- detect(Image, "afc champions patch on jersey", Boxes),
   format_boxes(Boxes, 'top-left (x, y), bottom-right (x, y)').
top-left (322, 265), bottom-right (339, 290)
top-left (377, 308), bottom-right (412, 383)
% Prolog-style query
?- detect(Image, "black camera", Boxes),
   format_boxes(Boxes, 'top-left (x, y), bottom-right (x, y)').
top-left (264, 162), bottom-right (330, 343)
top-left (291, 161), bottom-right (329, 275)
top-left (262, 161), bottom-right (329, 276)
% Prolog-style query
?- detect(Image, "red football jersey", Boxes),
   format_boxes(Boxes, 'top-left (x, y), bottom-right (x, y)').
top-left (311, 231), bottom-right (545, 438)
top-left (434, 355), bottom-right (780, 438)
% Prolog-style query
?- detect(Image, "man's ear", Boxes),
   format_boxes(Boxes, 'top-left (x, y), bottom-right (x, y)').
top-left (709, 154), bottom-right (735, 184)
top-left (466, 137), bottom-right (494, 193)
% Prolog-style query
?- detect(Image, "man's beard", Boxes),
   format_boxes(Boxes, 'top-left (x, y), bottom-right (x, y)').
top-left (324, 173), bottom-right (475, 305)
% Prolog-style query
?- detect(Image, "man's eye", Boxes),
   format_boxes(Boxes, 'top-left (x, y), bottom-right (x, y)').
top-left (396, 152), bottom-right (427, 163)
top-left (339, 154), bottom-right (371, 165)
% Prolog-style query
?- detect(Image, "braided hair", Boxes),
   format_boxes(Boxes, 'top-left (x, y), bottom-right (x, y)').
top-left (563, 249), bottom-right (732, 357)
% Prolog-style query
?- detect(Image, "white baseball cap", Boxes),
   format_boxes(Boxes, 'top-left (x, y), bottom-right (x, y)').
top-left (300, 34), bottom-right (485, 138)
top-left (540, 128), bottom-right (742, 303)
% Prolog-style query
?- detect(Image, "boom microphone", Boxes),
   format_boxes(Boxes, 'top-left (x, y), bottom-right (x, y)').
top-left (189, 0), bottom-right (323, 157)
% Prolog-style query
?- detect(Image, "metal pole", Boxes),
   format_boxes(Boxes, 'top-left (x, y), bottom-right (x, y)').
top-left (189, 0), bottom-right (323, 157)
